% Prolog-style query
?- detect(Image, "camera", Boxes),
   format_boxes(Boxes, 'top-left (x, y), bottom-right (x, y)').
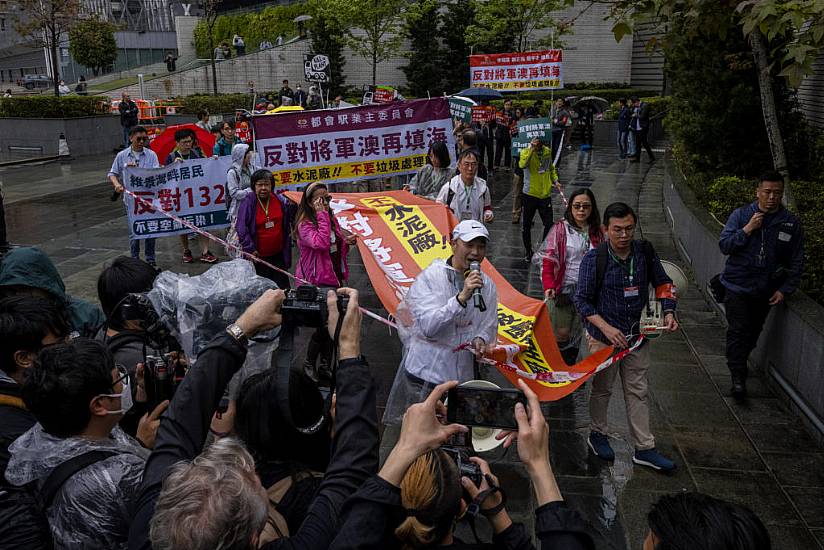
top-left (144, 353), bottom-right (180, 408)
top-left (282, 285), bottom-right (349, 328)
top-left (441, 446), bottom-right (482, 487)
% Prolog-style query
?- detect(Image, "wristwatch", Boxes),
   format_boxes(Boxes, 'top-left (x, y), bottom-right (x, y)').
top-left (226, 323), bottom-right (248, 346)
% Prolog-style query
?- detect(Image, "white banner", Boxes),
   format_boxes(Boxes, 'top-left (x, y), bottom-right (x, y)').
top-left (123, 157), bottom-right (232, 240)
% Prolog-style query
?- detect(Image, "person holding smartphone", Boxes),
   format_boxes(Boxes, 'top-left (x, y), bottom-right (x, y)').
top-left (108, 126), bottom-right (160, 267)
top-left (383, 220), bottom-right (498, 425)
top-left (294, 182), bottom-right (357, 385)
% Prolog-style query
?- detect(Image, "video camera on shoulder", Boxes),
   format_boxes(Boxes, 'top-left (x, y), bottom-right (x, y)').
top-left (282, 285), bottom-right (349, 328)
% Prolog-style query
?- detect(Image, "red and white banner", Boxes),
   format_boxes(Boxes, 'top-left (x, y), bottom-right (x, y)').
top-left (253, 98), bottom-right (456, 190)
top-left (470, 49), bottom-right (563, 91)
top-left (284, 190), bottom-right (627, 401)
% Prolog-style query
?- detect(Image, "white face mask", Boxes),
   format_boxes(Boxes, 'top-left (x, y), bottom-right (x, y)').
top-left (97, 367), bottom-right (133, 416)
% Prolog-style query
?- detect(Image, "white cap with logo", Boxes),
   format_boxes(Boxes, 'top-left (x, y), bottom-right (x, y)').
top-left (452, 220), bottom-right (490, 242)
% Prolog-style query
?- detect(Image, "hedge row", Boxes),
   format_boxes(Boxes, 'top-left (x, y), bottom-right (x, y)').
top-left (0, 96), bottom-right (110, 118)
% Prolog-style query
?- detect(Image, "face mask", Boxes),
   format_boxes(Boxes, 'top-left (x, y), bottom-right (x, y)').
top-left (98, 371), bottom-right (133, 416)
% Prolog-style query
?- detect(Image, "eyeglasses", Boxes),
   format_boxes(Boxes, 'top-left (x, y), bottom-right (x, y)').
top-left (571, 203), bottom-right (592, 210)
top-left (134, 136), bottom-right (147, 142)
top-left (111, 363), bottom-right (129, 390)
top-left (610, 226), bottom-right (635, 236)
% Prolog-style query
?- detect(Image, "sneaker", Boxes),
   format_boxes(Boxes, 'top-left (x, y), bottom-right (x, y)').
top-left (633, 448), bottom-right (676, 472)
top-left (587, 431), bottom-right (615, 460)
top-left (200, 251), bottom-right (218, 264)
top-left (511, 216), bottom-right (521, 225)
top-left (182, 249), bottom-right (193, 263)
top-left (730, 375), bottom-right (747, 399)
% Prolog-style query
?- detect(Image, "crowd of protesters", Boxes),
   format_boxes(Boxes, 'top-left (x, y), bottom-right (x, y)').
top-left (0, 78), bottom-right (799, 549)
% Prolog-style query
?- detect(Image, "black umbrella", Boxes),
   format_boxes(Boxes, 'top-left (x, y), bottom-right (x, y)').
top-left (457, 87), bottom-right (504, 101)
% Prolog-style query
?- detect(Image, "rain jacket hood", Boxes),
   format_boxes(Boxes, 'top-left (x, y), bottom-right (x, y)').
top-left (0, 247), bottom-right (104, 336)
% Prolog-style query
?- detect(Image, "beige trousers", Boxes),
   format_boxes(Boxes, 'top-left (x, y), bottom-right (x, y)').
top-left (511, 173), bottom-right (523, 217)
top-left (587, 333), bottom-right (655, 450)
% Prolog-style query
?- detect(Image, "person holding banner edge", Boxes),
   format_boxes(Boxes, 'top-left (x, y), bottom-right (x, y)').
top-left (108, 126), bottom-right (160, 267)
top-left (574, 203), bottom-right (678, 472)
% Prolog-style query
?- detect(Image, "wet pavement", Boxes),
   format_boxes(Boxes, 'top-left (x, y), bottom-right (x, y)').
top-left (3, 149), bottom-right (824, 548)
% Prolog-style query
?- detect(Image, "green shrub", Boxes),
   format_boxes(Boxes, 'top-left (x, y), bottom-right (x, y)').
top-left (0, 96), bottom-right (110, 118)
top-left (706, 175), bottom-right (754, 221)
top-left (194, 3), bottom-right (307, 58)
top-left (178, 94), bottom-right (255, 115)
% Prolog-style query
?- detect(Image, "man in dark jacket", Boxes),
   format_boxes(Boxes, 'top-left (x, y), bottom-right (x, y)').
top-left (0, 295), bottom-right (69, 478)
top-left (629, 96), bottom-right (654, 163)
top-left (119, 93), bottom-right (139, 149)
top-left (719, 171), bottom-right (803, 397)
top-left (0, 246), bottom-right (105, 337)
top-left (494, 99), bottom-right (514, 169)
top-left (617, 98), bottom-right (631, 159)
top-left (129, 287), bottom-right (378, 550)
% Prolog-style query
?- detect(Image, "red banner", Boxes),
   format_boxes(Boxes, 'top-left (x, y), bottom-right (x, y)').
top-left (285, 190), bottom-right (620, 401)
top-left (471, 105), bottom-right (496, 123)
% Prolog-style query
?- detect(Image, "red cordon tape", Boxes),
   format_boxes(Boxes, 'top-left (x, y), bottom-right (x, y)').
top-left (454, 336), bottom-right (646, 382)
top-left (121, 189), bottom-right (398, 329)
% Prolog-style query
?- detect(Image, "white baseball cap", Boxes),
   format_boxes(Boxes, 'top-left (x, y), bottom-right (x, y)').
top-left (452, 220), bottom-right (490, 242)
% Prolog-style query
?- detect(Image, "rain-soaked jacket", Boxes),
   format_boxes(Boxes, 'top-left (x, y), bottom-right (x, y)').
top-left (5, 424), bottom-right (148, 549)
top-left (226, 143), bottom-right (253, 223)
top-left (384, 258), bottom-right (497, 423)
top-left (0, 247), bottom-right (104, 337)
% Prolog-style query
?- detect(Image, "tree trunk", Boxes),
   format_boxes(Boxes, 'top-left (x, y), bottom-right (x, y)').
top-left (750, 29), bottom-right (796, 210)
top-left (372, 48), bottom-right (377, 87)
top-left (50, 25), bottom-right (59, 97)
top-left (208, 30), bottom-right (218, 95)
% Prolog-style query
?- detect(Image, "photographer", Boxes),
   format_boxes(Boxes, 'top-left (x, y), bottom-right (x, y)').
top-left (129, 287), bottom-right (378, 550)
top-left (96, 256), bottom-right (173, 437)
top-left (384, 220), bottom-right (497, 424)
top-left (330, 379), bottom-right (594, 549)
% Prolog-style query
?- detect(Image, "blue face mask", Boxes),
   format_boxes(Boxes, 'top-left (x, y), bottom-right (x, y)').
top-left (97, 366), bottom-right (133, 416)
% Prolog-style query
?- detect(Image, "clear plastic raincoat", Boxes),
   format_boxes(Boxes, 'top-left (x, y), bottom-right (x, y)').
top-left (5, 424), bottom-right (148, 549)
top-left (384, 259), bottom-right (498, 424)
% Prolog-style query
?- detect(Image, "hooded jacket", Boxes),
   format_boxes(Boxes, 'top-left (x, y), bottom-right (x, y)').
top-left (226, 143), bottom-right (254, 222)
top-left (0, 370), bottom-right (34, 480)
top-left (0, 247), bottom-right (104, 337)
top-left (6, 424), bottom-right (148, 549)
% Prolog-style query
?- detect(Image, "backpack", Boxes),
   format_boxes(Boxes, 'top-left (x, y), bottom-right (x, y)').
top-left (0, 450), bottom-right (117, 549)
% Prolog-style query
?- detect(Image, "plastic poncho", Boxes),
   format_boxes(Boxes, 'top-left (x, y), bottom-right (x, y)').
top-left (5, 424), bottom-right (148, 549)
top-left (0, 247), bottom-right (105, 337)
top-left (147, 259), bottom-right (279, 397)
top-left (384, 259), bottom-right (498, 424)
top-left (408, 164), bottom-right (452, 200)
top-left (226, 143), bottom-right (253, 223)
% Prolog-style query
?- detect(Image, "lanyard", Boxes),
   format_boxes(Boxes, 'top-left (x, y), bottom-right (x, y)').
top-left (608, 247), bottom-right (635, 285)
top-left (257, 197), bottom-right (271, 219)
top-left (463, 184), bottom-right (473, 210)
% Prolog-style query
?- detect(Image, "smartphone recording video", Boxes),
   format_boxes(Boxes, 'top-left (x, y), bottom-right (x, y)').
top-left (446, 386), bottom-right (527, 430)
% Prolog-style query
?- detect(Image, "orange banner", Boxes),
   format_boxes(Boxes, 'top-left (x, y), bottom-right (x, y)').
top-left (285, 190), bottom-right (617, 400)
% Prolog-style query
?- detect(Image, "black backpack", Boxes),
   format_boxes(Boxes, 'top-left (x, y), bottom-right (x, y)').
top-left (0, 450), bottom-right (117, 549)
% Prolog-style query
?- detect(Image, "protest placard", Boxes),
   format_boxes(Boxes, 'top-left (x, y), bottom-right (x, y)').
top-left (470, 49), bottom-right (563, 91)
top-left (448, 96), bottom-right (473, 123)
top-left (511, 135), bottom-right (532, 158)
top-left (253, 97), bottom-right (456, 189)
top-left (471, 105), bottom-right (496, 123)
top-left (124, 156), bottom-right (232, 239)
top-left (517, 117), bottom-right (552, 140)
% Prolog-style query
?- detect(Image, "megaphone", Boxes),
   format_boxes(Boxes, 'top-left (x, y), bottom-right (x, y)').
top-left (457, 379), bottom-right (506, 453)
top-left (639, 260), bottom-right (688, 339)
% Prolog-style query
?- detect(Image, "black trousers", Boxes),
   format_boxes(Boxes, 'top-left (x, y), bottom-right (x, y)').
top-left (521, 193), bottom-right (552, 254)
top-left (631, 127), bottom-right (655, 160)
top-left (725, 291), bottom-right (771, 379)
top-left (495, 137), bottom-right (511, 168)
top-left (0, 193), bottom-right (7, 246)
top-left (255, 253), bottom-right (291, 290)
